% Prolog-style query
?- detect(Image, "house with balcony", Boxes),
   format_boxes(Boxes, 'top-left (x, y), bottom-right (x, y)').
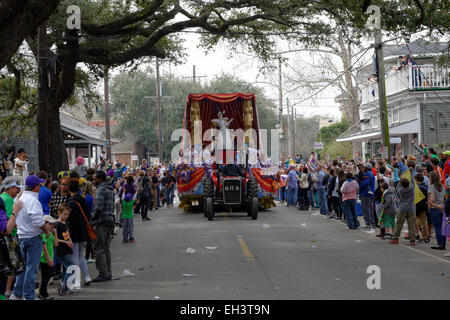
top-left (336, 39), bottom-right (450, 158)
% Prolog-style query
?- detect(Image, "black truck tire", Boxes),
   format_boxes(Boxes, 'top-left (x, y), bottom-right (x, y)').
top-left (204, 178), bottom-right (214, 217)
top-left (251, 196), bottom-right (258, 220)
top-left (206, 197), bottom-right (214, 221)
top-left (247, 177), bottom-right (258, 198)
top-left (204, 178), bottom-right (214, 198)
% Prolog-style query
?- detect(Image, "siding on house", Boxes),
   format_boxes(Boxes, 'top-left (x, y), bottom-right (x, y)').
top-left (421, 103), bottom-right (450, 147)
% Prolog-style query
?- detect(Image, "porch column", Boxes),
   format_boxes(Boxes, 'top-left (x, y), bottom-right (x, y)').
top-left (95, 145), bottom-right (99, 166)
top-left (362, 141), bottom-right (366, 160)
top-left (71, 147), bottom-right (76, 168)
top-left (88, 143), bottom-right (92, 168)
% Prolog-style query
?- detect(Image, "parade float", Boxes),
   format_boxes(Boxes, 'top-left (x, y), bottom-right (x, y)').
top-left (175, 93), bottom-right (276, 218)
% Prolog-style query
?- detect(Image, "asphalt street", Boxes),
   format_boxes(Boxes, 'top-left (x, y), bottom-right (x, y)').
top-left (53, 200), bottom-right (450, 300)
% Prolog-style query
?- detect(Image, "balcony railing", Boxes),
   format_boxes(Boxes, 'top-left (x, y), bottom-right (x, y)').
top-left (361, 64), bottom-right (450, 105)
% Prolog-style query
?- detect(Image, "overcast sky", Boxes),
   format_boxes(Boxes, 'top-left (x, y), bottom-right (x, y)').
top-left (158, 33), bottom-right (345, 120)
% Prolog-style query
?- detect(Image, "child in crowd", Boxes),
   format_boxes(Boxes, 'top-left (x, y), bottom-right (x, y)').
top-left (415, 174), bottom-right (430, 243)
top-left (380, 182), bottom-right (397, 239)
top-left (391, 178), bottom-right (416, 245)
top-left (39, 215), bottom-right (58, 300)
top-left (122, 193), bottom-right (136, 243)
top-left (54, 203), bottom-right (75, 295)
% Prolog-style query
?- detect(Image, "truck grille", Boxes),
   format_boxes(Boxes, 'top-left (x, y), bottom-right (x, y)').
top-left (223, 179), bottom-right (241, 204)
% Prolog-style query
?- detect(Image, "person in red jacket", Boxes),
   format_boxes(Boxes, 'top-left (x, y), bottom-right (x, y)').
top-left (443, 151), bottom-right (450, 178)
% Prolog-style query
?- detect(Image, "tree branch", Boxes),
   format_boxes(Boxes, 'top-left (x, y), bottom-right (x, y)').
top-left (82, 0), bottom-right (165, 36)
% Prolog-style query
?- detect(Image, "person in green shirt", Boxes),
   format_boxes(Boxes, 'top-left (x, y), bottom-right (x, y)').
top-left (0, 177), bottom-right (23, 299)
top-left (0, 177), bottom-right (23, 236)
top-left (122, 193), bottom-right (136, 243)
top-left (39, 215), bottom-right (58, 300)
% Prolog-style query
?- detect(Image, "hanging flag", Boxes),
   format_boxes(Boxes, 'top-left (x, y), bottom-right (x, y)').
top-left (400, 169), bottom-right (424, 205)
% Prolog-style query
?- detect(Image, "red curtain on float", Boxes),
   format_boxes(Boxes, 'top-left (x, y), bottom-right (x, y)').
top-left (182, 93), bottom-right (259, 151)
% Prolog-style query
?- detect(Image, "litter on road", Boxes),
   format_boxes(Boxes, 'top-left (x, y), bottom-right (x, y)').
top-left (185, 247), bottom-right (196, 254)
top-left (262, 224), bottom-right (270, 229)
top-left (205, 246), bottom-right (218, 250)
top-left (121, 269), bottom-right (136, 277)
top-left (181, 273), bottom-right (198, 277)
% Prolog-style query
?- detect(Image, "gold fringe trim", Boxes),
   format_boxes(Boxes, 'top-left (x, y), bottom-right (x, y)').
top-left (258, 196), bottom-right (276, 209)
top-left (178, 195), bottom-right (204, 211)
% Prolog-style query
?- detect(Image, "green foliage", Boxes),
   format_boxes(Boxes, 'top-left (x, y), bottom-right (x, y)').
top-left (316, 118), bottom-right (350, 159)
top-left (321, 141), bottom-right (353, 160)
top-left (109, 70), bottom-right (278, 161)
top-left (317, 118), bottom-right (349, 145)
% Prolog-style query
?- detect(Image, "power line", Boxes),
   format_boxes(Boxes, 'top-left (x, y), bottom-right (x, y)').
top-left (287, 46), bottom-right (372, 109)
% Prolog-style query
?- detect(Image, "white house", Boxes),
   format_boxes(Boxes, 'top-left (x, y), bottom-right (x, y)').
top-left (337, 39), bottom-right (450, 158)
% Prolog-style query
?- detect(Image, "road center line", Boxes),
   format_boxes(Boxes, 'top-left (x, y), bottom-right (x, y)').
top-left (237, 237), bottom-right (255, 261)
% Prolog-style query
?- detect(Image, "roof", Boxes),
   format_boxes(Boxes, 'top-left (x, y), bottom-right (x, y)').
top-left (187, 93), bottom-right (255, 103)
top-left (86, 120), bottom-right (117, 128)
top-left (60, 111), bottom-right (108, 145)
top-left (111, 131), bottom-right (138, 154)
top-left (336, 119), bottom-right (419, 142)
top-left (384, 39), bottom-right (448, 58)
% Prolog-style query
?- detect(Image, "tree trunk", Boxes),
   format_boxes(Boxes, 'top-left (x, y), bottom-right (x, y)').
top-left (37, 28), bottom-right (79, 177)
top-left (37, 24), bottom-right (50, 174)
top-left (47, 110), bottom-right (69, 177)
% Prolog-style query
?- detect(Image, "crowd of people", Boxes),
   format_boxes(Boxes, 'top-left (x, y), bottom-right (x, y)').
top-left (0, 154), bottom-right (177, 300)
top-left (275, 143), bottom-right (450, 256)
top-left (2, 140), bottom-right (450, 300)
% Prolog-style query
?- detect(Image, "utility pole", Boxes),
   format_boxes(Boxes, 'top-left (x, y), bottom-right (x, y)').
top-left (104, 66), bottom-right (112, 162)
top-left (156, 59), bottom-right (162, 162)
top-left (374, 27), bottom-right (390, 160)
top-left (367, 5), bottom-right (390, 160)
top-left (37, 23), bottom-right (49, 172)
top-left (287, 97), bottom-right (291, 157)
top-left (144, 59), bottom-right (174, 163)
top-left (278, 57), bottom-right (283, 160)
top-left (184, 65), bottom-right (206, 84)
top-left (294, 108), bottom-right (297, 155)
